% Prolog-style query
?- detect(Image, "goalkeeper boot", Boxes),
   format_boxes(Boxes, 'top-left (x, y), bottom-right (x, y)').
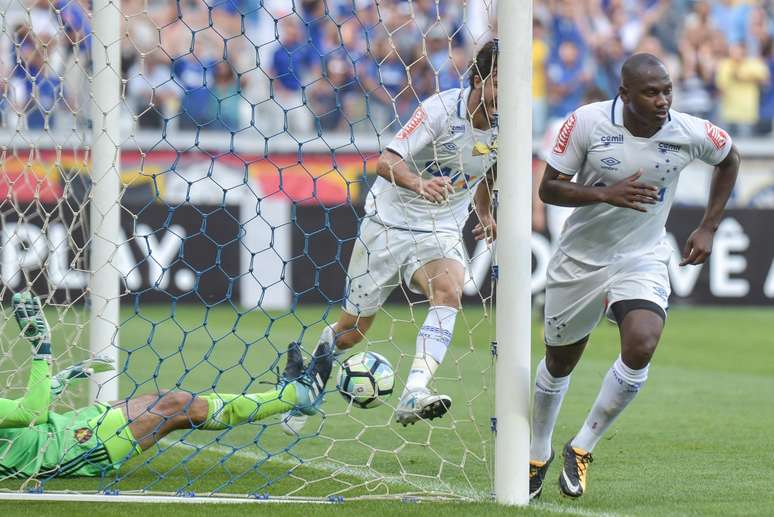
top-left (559, 440), bottom-right (593, 498)
top-left (281, 326), bottom-right (336, 435)
top-left (51, 355), bottom-right (115, 397)
top-left (293, 341), bottom-right (333, 416)
top-left (12, 292), bottom-right (51, 359)
top-left (280, 342), bottom-right (309, 435)
top-left (529, 450), bottom-right (554, 500)
top-left (395, 388), bottom-right (451, 426)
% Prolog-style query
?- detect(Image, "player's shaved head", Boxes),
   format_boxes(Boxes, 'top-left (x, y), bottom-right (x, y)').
top-left (618, 53), bottom-right (673, 134)
top-left (621, 53), bottom-right (668, 88)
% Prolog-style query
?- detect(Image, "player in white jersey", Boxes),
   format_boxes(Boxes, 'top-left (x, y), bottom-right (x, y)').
top-left (528, 54), bottom-right (741, 500)
top-left (281, 41), bottom-right (498, 434)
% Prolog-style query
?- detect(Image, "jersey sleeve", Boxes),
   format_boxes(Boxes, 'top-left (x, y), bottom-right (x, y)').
top-left (546, 108), bottom-right (593, 176)
top-left (692, 118), bottom-right (733, 166)
top-left (386, 95), bottom-right (446, 159)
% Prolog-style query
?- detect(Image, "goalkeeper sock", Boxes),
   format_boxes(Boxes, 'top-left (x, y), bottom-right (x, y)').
top-left (572, 356), bottom-right (649, 452)
top-left (530, 358), bottom-right (570, 462)
top-left (199, 384), bottom-right (297, 431)
top-left (0, 359), bottom-right (52, 429)
top-left (404, 306), bottom-right (457, 393)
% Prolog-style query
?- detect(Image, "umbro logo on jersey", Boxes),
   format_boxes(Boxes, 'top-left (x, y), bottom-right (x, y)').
top-left (658, 142), bottom-right (681, 153)
top-left (600, 134), bottom-right (624, 146)
top-left (600, 157), bottom-right (621, 169)
top-left (450, 124), bottom-right (466, 134)
top-left (443, 143), bottom-right (458, 151)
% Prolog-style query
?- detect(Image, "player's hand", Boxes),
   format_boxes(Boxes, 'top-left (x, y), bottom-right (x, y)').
top-left (601, 170), bottom-right (659, 212)
top-left (417, 176), bottom-right (454, 203)
top-left (680, 226), bottom-right (714, 266)
top-left (474, 213), bottom-right (497, 243)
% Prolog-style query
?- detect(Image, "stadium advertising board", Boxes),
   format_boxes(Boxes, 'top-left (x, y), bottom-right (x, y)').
top-left (2, 150), bottom-right (774, 306)
top-left (291, 206), bottom-right (774, 307)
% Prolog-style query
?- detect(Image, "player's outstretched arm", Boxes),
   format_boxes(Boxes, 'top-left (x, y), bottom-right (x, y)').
top-left (680, 144), bottom-right (741, 266)
top-left (0, 293), bottom-right (53, 428)
top-left (539, 164), bottom-right (659, 211)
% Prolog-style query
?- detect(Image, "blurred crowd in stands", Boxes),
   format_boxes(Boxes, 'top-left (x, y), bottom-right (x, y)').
top-left (3, 0), bottom-right (774, 139)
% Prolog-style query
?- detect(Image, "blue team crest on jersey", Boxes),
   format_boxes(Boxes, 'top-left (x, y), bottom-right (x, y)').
top-left (600, 157), bottom-right (621, 169)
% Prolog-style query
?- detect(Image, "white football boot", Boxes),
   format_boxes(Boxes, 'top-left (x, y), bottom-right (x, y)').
top-left (395, 387), bottom-right (452, 426)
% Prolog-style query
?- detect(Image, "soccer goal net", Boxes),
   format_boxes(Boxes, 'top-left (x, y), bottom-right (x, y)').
top-left (0, 0), bottom-right (530, 505)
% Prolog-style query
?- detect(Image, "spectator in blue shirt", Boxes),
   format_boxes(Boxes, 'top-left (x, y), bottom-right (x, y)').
top-left (547, 40), bottom-right (590, 119)
top-left (173, 52), bottom-right (217, 129)
top-left (271, 16), bottom-right (318, 94)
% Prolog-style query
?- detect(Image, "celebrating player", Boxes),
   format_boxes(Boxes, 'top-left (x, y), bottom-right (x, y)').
top-left (528, 53), bottom-right (741, 499)
top-left (283, 40), bottom-right (498, 433)
top-left (0, 292), bottom-right (331, 478)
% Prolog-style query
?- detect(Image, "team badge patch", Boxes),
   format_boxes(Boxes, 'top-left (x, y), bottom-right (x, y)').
top-left (553, 113), bottom-right (576, 154)
top-left (704, 121), bottom-right (728, 151)
top-left (396, 107), bottom-right (427, 139)
top-left (74, 427), bottom-right (93, 444)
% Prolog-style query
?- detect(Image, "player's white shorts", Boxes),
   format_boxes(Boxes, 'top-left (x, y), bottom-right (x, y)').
top-left (544, 242), bottom-right (671, 346)
top-left (343, 217), bottom-right (467, 317)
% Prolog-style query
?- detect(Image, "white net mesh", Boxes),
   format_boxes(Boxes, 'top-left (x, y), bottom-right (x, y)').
top-left (0, 0), bottom-right (500, 502)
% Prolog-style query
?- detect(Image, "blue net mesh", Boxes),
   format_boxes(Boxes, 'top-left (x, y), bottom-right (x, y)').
top-left (0, 0), bottom-right (497, 501)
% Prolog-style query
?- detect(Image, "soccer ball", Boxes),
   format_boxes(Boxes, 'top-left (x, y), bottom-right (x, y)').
top-left (336, 351), bottom-right (395, 409)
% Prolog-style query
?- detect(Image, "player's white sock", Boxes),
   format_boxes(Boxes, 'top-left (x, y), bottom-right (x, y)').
top-left (530, 357), bottom-right (571, 462)
top-left (404, 305), bottom-right (458, 393)
top-left (572, 355), bottom-right (649, 452)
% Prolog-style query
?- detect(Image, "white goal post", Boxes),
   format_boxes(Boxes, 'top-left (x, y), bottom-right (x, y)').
top-left (88, 0), bottom-right (122, 404)
top-left (0, 0), bottom-right (532, 506)
top-left (495, 0), bottom-right (533, 507)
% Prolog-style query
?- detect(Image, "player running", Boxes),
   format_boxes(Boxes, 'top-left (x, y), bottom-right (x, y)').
top-left (528, 53), bottom-right (741, 500)
top-left (282, 40), bottom-right (498, 433)
top-left (0, 292), bottom-right (331, 479)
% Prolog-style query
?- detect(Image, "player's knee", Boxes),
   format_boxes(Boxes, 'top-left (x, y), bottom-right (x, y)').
top-left (622, 327), bottom-right (661, 368)
top-left (428, 283), bottom-right (461, 308)
top-left (544, 337), bottom-right (587, 377)
top-left (545, 352), bottom-right (576, 378)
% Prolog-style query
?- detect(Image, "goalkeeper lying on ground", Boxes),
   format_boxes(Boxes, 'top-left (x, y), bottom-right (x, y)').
top-left (0, 292), bottom-right (332, 479)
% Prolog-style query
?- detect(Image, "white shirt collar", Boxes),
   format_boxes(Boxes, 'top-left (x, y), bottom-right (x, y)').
top-left (457, 87), bottom-right (471, 119)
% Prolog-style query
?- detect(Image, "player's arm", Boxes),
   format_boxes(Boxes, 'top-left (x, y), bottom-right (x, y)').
top-left (680, 144), bottom-right (741, 266)
top-left (473, 165), bottom-right (496, 242)
top-left (376, 149), bottom-right (453, 203)
top-left (539, 164), bottom-right (659, 211)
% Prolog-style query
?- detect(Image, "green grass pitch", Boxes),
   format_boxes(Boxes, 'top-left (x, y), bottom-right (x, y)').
top-left (0, 303), bottom-right (771, 516)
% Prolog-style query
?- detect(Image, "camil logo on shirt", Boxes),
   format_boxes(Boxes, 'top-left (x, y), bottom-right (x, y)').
top-left (553, 113), bottom-right (576, 154)
top-left (600, 134), bottom-right (623, 146)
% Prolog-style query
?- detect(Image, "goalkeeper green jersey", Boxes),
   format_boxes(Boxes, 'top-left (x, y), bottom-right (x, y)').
top-left (0, 403), bottom-right (120, 478)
